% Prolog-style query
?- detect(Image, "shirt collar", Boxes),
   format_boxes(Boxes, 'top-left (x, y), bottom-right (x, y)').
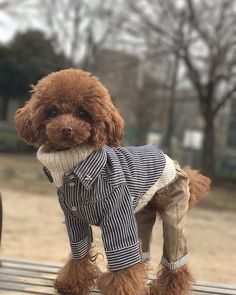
top-left (72, 146), bottom-right (107, 189)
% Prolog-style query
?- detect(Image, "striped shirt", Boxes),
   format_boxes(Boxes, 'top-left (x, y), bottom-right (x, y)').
top-left (45, 144), bottom-right (167, 271)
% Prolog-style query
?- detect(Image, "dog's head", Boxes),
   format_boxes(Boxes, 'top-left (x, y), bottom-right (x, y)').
top-left (15, 69), bottom-right (124, 150)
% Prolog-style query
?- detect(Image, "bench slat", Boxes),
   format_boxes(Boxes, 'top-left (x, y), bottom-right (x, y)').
top-left (0, 260), bottom-right (59, 274)
top-left (0, 274), bottom-right (52, 287)
top-left (193, 284), bottom-right (236, 295)
top-left (0, 267), bottom-right (56, 280)
top-left (0, 282), bottom-right (101, 295)
top-left (194, 282), bottom-right (236, 292)
top-left (1, 258), bottom-right (236, 295)
top-left (0, 281), bottom-right (55, 295)
top-left (0, 292), bottom-right (42, 295)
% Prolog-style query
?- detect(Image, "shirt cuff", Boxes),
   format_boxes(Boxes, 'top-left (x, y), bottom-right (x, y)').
top-left (161, 254), bottom-right (188, 270)
top-left (105, 242), bottom-right (141, 271)
top-left (70, 230), bottom-right (92, 260)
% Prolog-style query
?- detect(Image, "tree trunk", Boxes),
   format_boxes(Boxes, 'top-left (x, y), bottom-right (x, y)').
top-left (135, 126), bottom-right (148, 146)
top-left (0, 97), bottom-right (9, 121)
top-left (202, 114), bottom-right (215, 178)
top-left (162, 55), bottom-right (179, 156)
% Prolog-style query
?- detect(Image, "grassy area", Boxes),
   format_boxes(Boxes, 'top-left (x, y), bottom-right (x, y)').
top-left (0, 153), bottom-right (236, 210)
top-left (199, 184), bottom-right (236, 212)
top-left (0, 153), bottom-right (40, 171)
top-left (0, 131), bottom-right (33, 153)
top-left (0, 153), bottom-right (54, 195)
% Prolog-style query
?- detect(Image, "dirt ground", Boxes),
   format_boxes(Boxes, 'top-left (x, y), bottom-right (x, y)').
top-left (1, 187), bottom-right (236, 285)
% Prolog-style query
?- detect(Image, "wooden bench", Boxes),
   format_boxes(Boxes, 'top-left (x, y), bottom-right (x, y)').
top-left (0, 258), bottom-right (236, 294)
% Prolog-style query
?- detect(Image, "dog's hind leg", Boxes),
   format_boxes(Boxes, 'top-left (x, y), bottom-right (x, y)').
top-left (149, 165), bottom-right (194, 295)
top-left (135, 204), bottom-right (157, 256)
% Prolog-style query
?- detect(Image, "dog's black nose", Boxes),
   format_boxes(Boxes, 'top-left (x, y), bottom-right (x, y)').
top-left (61, 127), bottom-right (72, 137)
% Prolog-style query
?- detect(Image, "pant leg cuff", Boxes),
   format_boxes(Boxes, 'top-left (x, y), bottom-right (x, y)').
top-left (141, 252), bottom-right (150, 262)
top-left (161, 254), bottom-right (188, 270)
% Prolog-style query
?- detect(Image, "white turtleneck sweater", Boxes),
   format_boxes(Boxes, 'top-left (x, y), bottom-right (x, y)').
top-left (37, 145), bottom-right (94, 187)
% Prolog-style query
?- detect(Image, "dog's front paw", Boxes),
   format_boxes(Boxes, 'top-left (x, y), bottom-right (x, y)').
top-left (53, 279), bottom-right (86, 295)
top-left (53, 254), bottom-right (100, 295)
top-left (97, 263), bottom-right (148, 295)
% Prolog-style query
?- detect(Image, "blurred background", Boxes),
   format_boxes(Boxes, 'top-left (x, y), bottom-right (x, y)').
top-left (0, 0), bottom-right (235, 285)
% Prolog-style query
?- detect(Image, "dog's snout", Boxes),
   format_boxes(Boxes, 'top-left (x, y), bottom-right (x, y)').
top-left (61, 127), bottom-right (72, 137)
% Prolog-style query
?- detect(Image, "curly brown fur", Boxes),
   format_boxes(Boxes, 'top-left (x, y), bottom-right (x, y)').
top-left (15, 69), bottom-right (124, 150)
top-left (149, 190), bottom-right (168, 216)
top-left (15, 100), bottom-right (35, 144)
top-left (184, 167), bottom-right (211, 209)
top-left (149, 265), bottom-right (194, 295)
top-left (54, 252), bottom-right (101, 295)
top-left (97, 263), bottom-right (148, 295)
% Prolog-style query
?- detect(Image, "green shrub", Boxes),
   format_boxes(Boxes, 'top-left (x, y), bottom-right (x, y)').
top-left (0, 131), bottom-right (34, 153)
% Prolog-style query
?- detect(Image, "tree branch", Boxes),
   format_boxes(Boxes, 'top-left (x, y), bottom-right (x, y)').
top-left (185, 0), bottom-right (210, 42)
top-left (182, 46), bottom-right (204, 101)
top-left (213, 85), bottom-right (236, 115)
top-left (126, 0), bottom-right (175, 44)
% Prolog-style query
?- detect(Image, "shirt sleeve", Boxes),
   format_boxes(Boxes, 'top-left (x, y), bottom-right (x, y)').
top-left (64, 212), bottom-right (93, 260)
top-left (100, 184), bottom-right (141, 271)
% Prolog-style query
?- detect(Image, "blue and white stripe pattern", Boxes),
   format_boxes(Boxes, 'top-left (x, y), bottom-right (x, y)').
top-left (55, 144), bottom-right (166, 271)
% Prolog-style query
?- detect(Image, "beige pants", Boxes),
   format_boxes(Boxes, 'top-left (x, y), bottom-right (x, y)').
top-left (135, 161), bottom-right (190, 265)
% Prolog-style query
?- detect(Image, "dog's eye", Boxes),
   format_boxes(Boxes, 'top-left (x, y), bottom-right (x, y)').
top-left (77, 108), bottom-right (90, 119)
top-left (47, 110), bottom-right (58, 118)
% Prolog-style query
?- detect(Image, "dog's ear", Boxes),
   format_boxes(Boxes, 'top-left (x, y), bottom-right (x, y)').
top-left (15, 103), bottom-right (35, 145)
top-left (106, 107), bottom-right (125, 147)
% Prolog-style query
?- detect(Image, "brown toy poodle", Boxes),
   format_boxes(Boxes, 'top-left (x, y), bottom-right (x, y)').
top-left (15, 69), bottom-right (211, 295)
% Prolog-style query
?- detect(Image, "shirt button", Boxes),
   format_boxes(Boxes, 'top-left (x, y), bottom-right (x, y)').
top-left (85, 175), bottom-right (92, 181)
top-left (71, 206), bottom-right (77, 212)
top-left (68, 182), bottom-right (75, 187)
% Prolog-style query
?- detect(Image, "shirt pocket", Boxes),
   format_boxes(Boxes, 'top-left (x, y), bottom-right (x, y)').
top-left (79, 178), bottom-right (112, 205)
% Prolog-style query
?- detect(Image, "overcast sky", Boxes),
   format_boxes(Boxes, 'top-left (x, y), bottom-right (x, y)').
top-left (0, 9), bottom-right (42, 43)
top-left (0, 14), bottom-right (18, 42)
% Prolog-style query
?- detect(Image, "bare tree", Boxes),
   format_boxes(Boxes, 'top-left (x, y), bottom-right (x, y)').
top-left (131, 56), bottom-right (173, 146)
top-left (118, 0), bottom-right (236, 176)
top-left (0, 0), bottom-right (116, 67)
top-left (0, 0), bottom-right (28, 10)
top-left (0, 0), bottom-right (32, 22)
top-left (37, 0), bottom-right (118, 67)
